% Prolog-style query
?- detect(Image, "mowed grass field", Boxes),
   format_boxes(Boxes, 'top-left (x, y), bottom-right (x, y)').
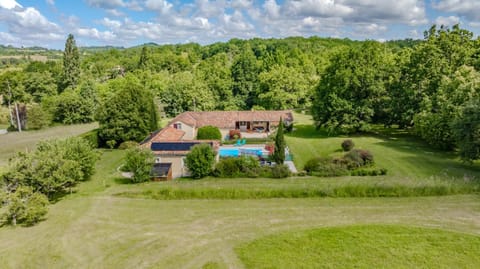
top-left (0, 115), bottom-right (480, 268)
top-left (237, 225), bottom-right (480, 269)
top-left (286, 113), bottom-right (480, 179)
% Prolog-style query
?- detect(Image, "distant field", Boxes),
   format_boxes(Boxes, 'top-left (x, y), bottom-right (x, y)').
top-left (0, 123), bottom-right (97, 166)
top-left (0, 55), bottom-right (49, 62)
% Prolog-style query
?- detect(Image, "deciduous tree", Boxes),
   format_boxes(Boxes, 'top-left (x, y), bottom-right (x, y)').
top-left (185, 144), bottom-right (215, 179)
top-left (97, 75), bottom-right (158, 145)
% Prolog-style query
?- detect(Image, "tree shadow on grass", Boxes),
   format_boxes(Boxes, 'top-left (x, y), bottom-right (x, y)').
top-left (114, 177), bottom-right (132, 185)
top-left (286, 125), bottom-right (333, 139)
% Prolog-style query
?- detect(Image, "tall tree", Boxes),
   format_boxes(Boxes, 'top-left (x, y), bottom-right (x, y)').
top-left (452, 98), bottom-right (480, 163)
top-left (312, 41), bottom-right (394, 133)
top-left (138, 46), bottom-right (150, 70)
top-left (231, 44), bottom-right (259, 109)
top-left (62, 34), bottom-right (80, 91)
top-left (258, 65), bottom-right (312, 110)
top-left (272, 118), bottom-right (286, 165)
top-left (97, 75), bottom-right (158, 145)
top-left (185, 144), bottom-right (216, 179)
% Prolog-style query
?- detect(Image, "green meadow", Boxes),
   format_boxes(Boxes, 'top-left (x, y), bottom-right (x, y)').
top-left (0, 115), bottom-right (480, 268)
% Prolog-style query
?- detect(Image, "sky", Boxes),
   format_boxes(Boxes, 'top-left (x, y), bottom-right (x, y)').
top-left (0, 0), bottom-right (479, 49)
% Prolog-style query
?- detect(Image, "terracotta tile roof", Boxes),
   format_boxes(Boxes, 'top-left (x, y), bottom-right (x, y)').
top-left (140, 126), bottom-right (186, 148)
top-left (169, 110), bottom-right (293, 129)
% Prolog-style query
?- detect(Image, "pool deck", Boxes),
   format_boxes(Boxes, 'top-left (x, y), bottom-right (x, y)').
top-left (219, 144), bottom-right (266, 148)
top-left (219, 144), bottom-right (299, 173)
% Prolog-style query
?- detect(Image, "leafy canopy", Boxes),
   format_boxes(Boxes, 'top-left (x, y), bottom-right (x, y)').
top-left (185, 143), bottom-right (216, 179)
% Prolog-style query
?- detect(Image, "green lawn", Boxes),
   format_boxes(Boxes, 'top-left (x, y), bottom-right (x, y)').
top-left (286, 122), bottom-right (480, 180)
top-left (0, 150), bottom-right (479, 268)
top-left (1, 113), bottom-right (480, 268)
top-left (237, 225), bottom-right (480, 269)
top-left (0, 123), bottom-right (98, 167)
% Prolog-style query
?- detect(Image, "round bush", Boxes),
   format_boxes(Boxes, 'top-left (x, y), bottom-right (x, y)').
top-left (341, 139), bottom-right (355, 151)
top-left (271, 164), bottom-right (291, 178)
top-left (118, 141), bottom-right (139, 150)
top-left (343, 149), bottom-right (374, 168)
top-left (215, 156), bottom-right (261, 178)
top-left (197, 125), bottom-right (222, 140)
top-left (343, 150), bottom-right (364, 168)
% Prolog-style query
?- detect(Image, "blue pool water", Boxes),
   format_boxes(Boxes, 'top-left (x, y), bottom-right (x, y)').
top-left (219, 147), bottom-right (264, 157)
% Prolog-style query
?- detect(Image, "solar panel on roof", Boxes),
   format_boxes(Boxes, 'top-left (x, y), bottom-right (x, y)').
top-left (151, 142), bottom-right (212, 151)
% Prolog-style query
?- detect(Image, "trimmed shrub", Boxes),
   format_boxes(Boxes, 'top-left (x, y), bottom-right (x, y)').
top-left (304, 157), bottom-right (327, 172)
top-left (214, 158), bottom-right (241, 177)
top-left (305, 157), bottom-right (349, 177)
top-left (106, 140), bottom-right (116, 149)
top-left (343, 149), bottom-right (364, 168)
top-left (214, 156), bottom-right (260, 178)
top-left (197, 125), bottom-right (222, 140)
top-left (26, 104), bottom-right (50, 130)
top-left (341, 139), bottom-right (355, 151)
top-left (380, 168), bottom-right (388, 175)
top-left (343, 149), bottom-right (374, 168)
top-left (351, 168), bottom-right (388, 177)
top-left (1, 186), bottom-right (49, 227)
top-left (310, 163), bottom-right (349, 177)
top-left (80, 129), bottom-right (99, 148)
top-left (271, 164), bottom-right (291, 178)
top-left (296, 171), bottom-right (307, 177)
top-left (118, 141), bottom-right (139, 150)
top-left (358, 149), bottom-right (374, 165)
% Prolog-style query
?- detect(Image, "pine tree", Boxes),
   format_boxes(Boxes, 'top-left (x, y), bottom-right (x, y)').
top-left (272, 117), bottom-right (286, 164)
top-left (62, 34), bottom-right (80, 91)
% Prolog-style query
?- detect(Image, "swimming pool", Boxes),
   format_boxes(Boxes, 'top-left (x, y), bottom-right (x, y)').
top-left (219, 147), bottom-right (265, 157)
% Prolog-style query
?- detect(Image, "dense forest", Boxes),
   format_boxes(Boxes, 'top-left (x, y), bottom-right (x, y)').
top-left (1, 25), bottom-right (479, 160)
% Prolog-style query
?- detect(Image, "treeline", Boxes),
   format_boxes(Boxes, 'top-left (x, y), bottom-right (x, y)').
top-left (312, 25), bottom-right (480, 161)
top-left (1, 25), bottom-right (480, 160)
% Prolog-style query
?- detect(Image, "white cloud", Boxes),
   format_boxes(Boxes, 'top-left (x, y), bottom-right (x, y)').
top-left (220, 10), bottom-right (254, 32)
top-left (145, 0), bottom-right (172, 14)
top-left (125, 0), bottom-right (142, 11)
top-left (77, 27), bottom-right (117, 41)
top-left (285, 0), bottom-right (354, 18)
top-left (45, 0), bottom-right (54, 5)
top-left (230, 0), bottom-right (252, 10)
top-left (85, 0), bottom-right (125, 9)
top-left (340, 0), bottom-right (427, 25)
top-left (100, 17), bottom-right (122, 28)
top-left (408, 29), bottom-right (420, 38)
top-left (263, 0), bottom-right (280, 19)
top-left (194, 0), bottom-right (225, 17)
top-left (0, 6), bottom-right (61, 34)
top-left (106, 9), bottom-right (124, 16)
top-left (0, 0), bottom-right (22, 9)
top-left (353, 23), bottom-right (388, 35)
top-left (435, 15), bottom-right (460, 27)
top-left (433, 0), bottom-right (480, 21)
